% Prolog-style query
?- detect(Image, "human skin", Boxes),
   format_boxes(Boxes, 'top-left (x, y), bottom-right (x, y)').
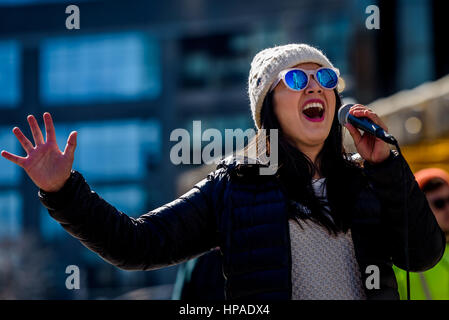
top-left (0, 113), bottom-right (76, 192)
top-left (1, 63), bottom-right (391, 190)
top-left (271, 62), bottom-right (390, 179)
top-left (426, 183), bottom-right (449, 236)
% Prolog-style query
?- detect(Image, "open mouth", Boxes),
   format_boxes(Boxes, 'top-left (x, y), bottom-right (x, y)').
top-left (302, 102), bottom-right (325, 122)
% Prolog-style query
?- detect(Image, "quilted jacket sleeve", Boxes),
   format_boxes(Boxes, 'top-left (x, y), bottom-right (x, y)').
top-left (38, 169), bottom-right (225, 271)
top-left (363, 150), bottom-right (446, 272)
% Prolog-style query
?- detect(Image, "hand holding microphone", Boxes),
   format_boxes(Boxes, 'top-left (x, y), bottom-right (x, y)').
top-left (338, 104), bottom-right (393, 165)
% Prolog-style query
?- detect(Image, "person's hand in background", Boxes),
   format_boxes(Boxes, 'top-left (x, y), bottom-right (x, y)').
top-left (1, 112), bottom-right (77, 192)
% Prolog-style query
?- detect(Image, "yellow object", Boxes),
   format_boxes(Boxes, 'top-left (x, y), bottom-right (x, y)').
top-left (394, 243), bottom-right (449, 300)
top-left (401, 136), bottom-right (449, 174)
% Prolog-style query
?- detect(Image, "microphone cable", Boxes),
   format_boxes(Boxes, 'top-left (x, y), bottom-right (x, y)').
top-left (391, 139), bottom-right (411, 300)
top-left (340, 104), bottom-right (411, 299)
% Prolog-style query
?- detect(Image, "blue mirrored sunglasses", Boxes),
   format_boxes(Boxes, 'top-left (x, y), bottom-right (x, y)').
top-left (269, 67), bottom-right (339, 92)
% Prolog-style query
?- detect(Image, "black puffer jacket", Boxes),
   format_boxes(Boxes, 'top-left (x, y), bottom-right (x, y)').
top-left (39, 150), bottom-right (445, 300)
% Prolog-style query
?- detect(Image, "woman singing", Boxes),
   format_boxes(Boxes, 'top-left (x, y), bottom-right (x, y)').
top-left (1, 43), bottom-right (444, 300)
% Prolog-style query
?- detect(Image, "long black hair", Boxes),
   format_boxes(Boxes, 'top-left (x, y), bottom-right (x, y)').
top-left (252, 89), bottom-right (364, 235)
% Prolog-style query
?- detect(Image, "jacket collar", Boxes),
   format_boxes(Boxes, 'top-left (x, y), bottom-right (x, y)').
top-left (217, 154), bottom-right (276, 178)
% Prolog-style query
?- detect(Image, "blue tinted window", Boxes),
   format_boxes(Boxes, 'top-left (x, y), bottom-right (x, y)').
top-left (182, 115), bottom-right (253, 157)
top-left (0, 191), bottom-right (22, 239)
top-left (309, 17), bottom-right (350, 76)
top-left (0, 126), bottom-right (21, 185)
top-left (184, 115), bottom-right (253, 139)
top-left (94, 185), bottom-right (147, 218)
top-left (52, 119), bottom-right (161, 182)
top-left (397, 0), bottom-right (433, 89)
top-left (181, 33), bottom-right (257, 89)
top-left (40, 32), bottom-right (161, 105)
top-left (40, 207), bottom-right (65, 240)
top-left (0, 41), bottom-right (20, 107)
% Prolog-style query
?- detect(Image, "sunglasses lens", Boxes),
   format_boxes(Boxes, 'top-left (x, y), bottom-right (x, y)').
top-left (316, 68), bottom-right (338, 89)
top-left (433, 199), bottom-right (446, 209)
top-left (285, 70), bottom-right (308, 91)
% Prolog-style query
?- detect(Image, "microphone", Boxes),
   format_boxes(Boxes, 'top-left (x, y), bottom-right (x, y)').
top-left (338, 104), bottom-right (397, 145)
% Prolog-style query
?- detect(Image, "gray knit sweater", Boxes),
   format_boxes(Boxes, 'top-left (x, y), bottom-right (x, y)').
top-left (288, 178), bottom-right (366, 300)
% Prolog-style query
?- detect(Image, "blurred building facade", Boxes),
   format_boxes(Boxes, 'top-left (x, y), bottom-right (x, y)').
top-left (0, 0), bottom-right (447, 299)
top-left (368, 74), bottom-right (449, 173)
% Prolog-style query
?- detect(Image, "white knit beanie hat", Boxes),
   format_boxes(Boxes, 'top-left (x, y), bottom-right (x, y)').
top-left (248, 43), bottom-right (345, 129)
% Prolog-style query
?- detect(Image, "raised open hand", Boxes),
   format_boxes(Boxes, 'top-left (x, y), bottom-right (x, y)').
top-left (1, 112), bottom-right (77, 192)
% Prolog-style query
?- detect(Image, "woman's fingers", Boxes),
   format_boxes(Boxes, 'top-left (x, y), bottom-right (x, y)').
top-left (358, 110), bottom-right (388, 132)
top-left (0, 150), bottom-right (26, 167)
top-left (12, 127), bottom-right (34, 154)
top-left (349, 105), bottom-right (389, 132)
top-left (27, 115), bottom-right (45, 146)
top-left (43, 112), bottom-right (57, 143)
top-left (345, 123), bottom-right (362, 146)
top-left (63, 131), bottom-right (77, 160)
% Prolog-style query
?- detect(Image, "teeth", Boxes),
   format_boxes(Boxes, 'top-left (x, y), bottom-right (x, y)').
top-left (303, 102), bottom-right (324, 111)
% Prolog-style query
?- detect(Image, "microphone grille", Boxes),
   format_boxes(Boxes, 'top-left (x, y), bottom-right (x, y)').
top-left (338, 104), bottom-right (354, 126)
